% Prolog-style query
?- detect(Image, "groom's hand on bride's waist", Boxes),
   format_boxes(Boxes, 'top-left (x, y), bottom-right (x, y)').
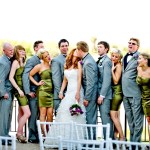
top-left (83, 99), bottom-right (89, 107)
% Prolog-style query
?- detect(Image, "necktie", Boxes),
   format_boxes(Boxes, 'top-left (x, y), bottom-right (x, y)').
top-left (127, 53), bottom-right (133, 56)
top-left (97, 57), bottom-right (102, 64)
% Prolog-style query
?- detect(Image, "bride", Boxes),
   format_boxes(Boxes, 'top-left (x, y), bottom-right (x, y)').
top-left (44, 48), bottom-right (86, 145)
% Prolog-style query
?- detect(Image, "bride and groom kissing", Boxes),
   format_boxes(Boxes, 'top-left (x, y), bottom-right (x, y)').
top-left (52, 40), bottom-right (98, 126)
top-left (44, 40), bottom-right (98, 144)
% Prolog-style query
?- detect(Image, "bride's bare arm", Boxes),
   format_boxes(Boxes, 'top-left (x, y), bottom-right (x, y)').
top-left (75, 62), bottom-right (82, 102)
top-left (59, 75), bottom-right (68, 99)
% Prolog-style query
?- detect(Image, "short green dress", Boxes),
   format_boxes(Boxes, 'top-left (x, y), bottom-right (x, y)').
top-left (14, 67), bottom-right (28, 106)
top-left (110, 82), bottom-right (123, 111)
top-left (37, 69), bottom-right (53, 108)
top-left (136, 76), bottom-right (150, 116)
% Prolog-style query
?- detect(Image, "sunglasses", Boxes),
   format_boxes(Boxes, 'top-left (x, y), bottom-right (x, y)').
top-left (128, 42), bottom-right (137, 46)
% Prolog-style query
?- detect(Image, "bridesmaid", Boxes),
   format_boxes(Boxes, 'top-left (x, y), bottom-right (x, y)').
top-left (29, 48), bottom-right (53, 135)
top-left (110, 48), bottom-right (125, 141)
top-left (9, 45), bottom-right (31, 143)
top-left (137, 53), bottom-right (150, 142)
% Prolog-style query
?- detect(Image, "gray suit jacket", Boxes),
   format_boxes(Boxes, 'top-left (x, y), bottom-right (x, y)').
top-left (22, 55), bottom-right (41, 95)
top-left (122, 51), bottom-right (141, 97)
top-left (0, 55), bottom-right (13, 97)
top-left (51, 54), bottom-right (66, 100)
top-left (82, 53), bottom-right (98, 101)
top-left (97, 55), bottom-right (112, 99)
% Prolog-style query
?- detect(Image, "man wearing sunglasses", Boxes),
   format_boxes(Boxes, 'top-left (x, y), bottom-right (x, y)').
top-left (122, 38), bottom-right (144, 142)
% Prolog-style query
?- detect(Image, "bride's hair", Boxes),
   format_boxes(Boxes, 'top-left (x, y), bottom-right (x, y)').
top-left (65, 48), bottom-right (81, 69)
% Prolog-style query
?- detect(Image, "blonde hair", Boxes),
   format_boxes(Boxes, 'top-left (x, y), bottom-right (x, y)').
top-left (111, 48), bottom-right (123, 60)
top-left (37, 48), bottom-right (48, 59)
top-left (76, 41), bottom-right (89, 52)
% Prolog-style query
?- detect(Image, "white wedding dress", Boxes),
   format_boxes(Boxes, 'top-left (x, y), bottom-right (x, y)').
top-left (44, 69), bottom-right (86, 146)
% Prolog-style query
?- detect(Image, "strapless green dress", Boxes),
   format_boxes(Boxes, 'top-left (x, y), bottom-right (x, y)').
top-left (136, 76), bottom-right (150, 116)
top-left (14, 67), bottom-right (28, 106)
top-left (110, 84), bottom-right (123, 111)
top-left (37, 69), bottom-right (53, 107)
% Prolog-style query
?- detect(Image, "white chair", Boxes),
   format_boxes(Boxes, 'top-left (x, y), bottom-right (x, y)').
top-left (37, 120), bottom-right (74, 150)
top-left (72, 123), bottom-right (110, 149)
top-left (109, 138), bottom-right (149, 150)
top-left (75, 123), bottom-right (110, 140)
top-left (0, 135), bottom-right (16, 150)
top-left (58, 137), bottom-right (109, 150)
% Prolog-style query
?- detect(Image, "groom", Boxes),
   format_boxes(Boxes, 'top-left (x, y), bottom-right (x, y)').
top-left (76, 41), bottom-right (98, 137)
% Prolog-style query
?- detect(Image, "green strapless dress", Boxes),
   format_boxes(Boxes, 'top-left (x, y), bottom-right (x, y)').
top-left (37, 69), bottom-right (53, 107)
top-left (136, 76), bottom-right (150, 116)
top-left (14, 67), bottom-right (28, 106)
top-left (110, 84), bottom-right (123, 111)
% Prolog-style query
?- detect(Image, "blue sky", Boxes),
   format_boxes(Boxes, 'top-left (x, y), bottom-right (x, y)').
top-left (0, 0), bottom-right (150, 48)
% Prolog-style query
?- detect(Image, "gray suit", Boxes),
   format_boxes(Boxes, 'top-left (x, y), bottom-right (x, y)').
top-left (22, 55), bottom-right (40, 141)
top-left (122, 51), bottom-right (144, 142)
top-left (82, 54), bottom-right (98, 125)
top-left (97, 55), bottom-right (114, 139)
top-left (51, 54), bottom-right (66, 114)
top-left (0, 55), bottom-right (14, 136)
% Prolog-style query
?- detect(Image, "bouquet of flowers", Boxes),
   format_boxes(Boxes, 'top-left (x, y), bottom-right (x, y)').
top-left (69, 103), bottom-right (84, 116)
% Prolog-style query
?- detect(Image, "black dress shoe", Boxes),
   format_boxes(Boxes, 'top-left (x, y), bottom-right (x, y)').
top-left (2, 139), bottom-right (12, 145)
top-left (28, 139), bottom-right (39, 143)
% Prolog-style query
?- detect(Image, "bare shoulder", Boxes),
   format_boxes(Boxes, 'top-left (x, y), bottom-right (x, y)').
top-left (34, 63), bottom-right (41, 70)
top-left (116, 63), bottom-right (122, 69)
top-left (12, 60), bottom-right (19, 67)
top-left (78, 61), bottom-right (82, 67)
top-left (137, 66), bottom-right (141, 71)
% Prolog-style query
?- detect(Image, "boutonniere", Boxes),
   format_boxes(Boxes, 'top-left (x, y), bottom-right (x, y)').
top-left (133, 54), bottom-right (139, 60)
top-left (99, 62), bottom-right (102, 66)
top-left (79, 60), bottom-right (83, 65)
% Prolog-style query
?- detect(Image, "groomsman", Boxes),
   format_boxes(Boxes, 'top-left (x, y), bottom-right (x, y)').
top-left (122, 38), bottom-right (144, 142)
top-left (97, 41), bottom-right (114, 139)
top-left (0, 43), bottom-right (14, 145)
top-left (76, 41), bottom-right (98, 138)
top-left (22, 40), bottom-right (44, 143)
top-left (51, 39), bottom-right (69, 115)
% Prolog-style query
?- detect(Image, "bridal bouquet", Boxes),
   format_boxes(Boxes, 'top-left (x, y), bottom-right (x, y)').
top-left (69, 103), bottom-right (84, 116)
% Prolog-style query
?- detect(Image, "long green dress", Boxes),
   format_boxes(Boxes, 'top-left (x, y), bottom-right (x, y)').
top-left (136, 76), bottom-right (150, 116)
top-left (110, 82), bottom-right (123, 111)
top-left (37, 69), bottom-right (53, 107)
top-left (14, 67), bottom-right (28, 106)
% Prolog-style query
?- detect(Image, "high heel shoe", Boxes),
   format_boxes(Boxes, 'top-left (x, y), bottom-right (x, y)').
top-left (16, 134), bottom-right (27, 143)
top-left (119, 137), bottom-right (127, 141)
top-left (119, 137), bottom-right (127, 149)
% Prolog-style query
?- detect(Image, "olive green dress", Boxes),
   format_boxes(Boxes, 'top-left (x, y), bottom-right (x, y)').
top-left (37, 69), bottom-right (53, 107)
top-left (14, 67), bottom-right (28, 106)
top-left (110, 83), bottom-right (123, 111)
top-left (136, 76), bottom-right (150, 116)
